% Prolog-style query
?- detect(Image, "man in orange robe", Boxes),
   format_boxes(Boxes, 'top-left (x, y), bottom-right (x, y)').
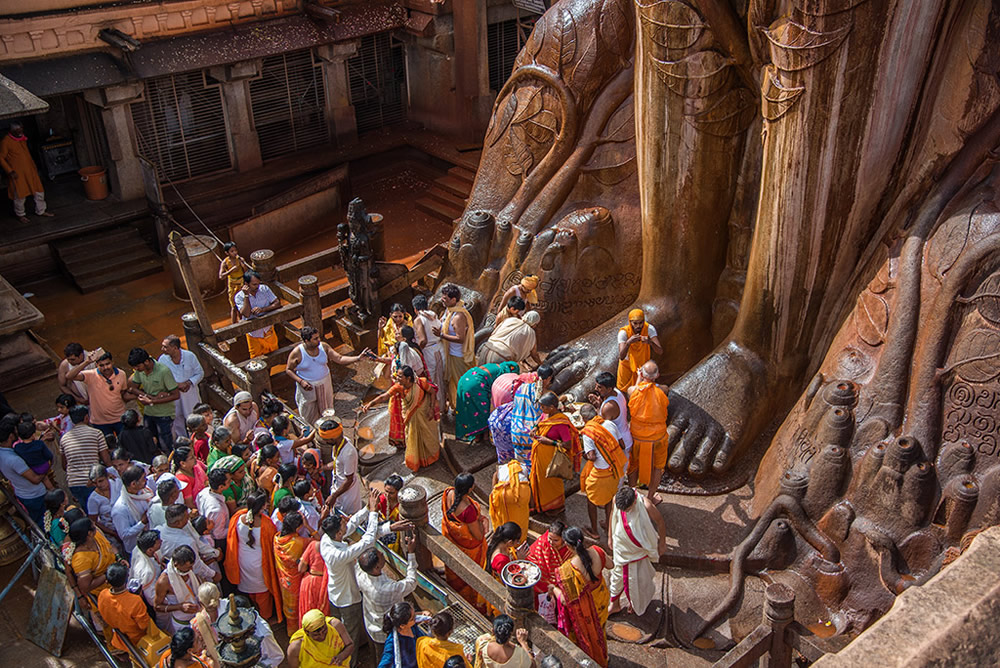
top-left (529, 392), bottom-right (581, 514)
top-left (0, 123), bottom-right (52, 223)
top-left (627, 360), bottom-right (669, 504)
top-left (578, 404), bottom-right (628, 539)
top-left (616, 308), bottom-right (662, 391)
top-left (98, 562), bottom-right (153, 653)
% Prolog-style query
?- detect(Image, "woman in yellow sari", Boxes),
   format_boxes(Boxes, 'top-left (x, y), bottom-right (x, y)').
top-left (550, 527), bottom-right (609, 667)
top-left (488, 460), bottom-right (530, 539)
top-left (68, 517), bottom-right (117, 600)
top-left (529, 392), bottom-right (581, 514)
top-left (378, 474), bottom-right (404, 554)
top-left (416, 611), bottom-right (470, 668)
top-left (273, 511), bottom-right (309, 635)
top-left (363, 366), bottom-right (441, 472)
top-left (441, 473), bottom-right (488, 611)
top-left (289, 609), bottom-right (353, 668)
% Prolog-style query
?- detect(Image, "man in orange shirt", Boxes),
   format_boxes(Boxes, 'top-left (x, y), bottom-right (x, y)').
top-left (0, 122), bottom-right (53, 223)
top-left (616, 308), bottom-right (662, 391)
top-left (97, 562), bottom-right (154, 654)
top-left (626, 360), bottom-right (669, 504)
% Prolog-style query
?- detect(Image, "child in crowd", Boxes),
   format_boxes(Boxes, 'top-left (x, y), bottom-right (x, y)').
top-left (193, 402), bottom-right (215, 438)
top-left (270, 415), bottom-right (314, 465)
top-left (48, 394), bottom-right (76, 437)
top-left (13, 414), bottom-right (55, 489)
top-left (191, 514), bottom-right (222, 578)
top-left (218, 241), bottom-right (248, 324)
top-left (186, 414), bottom-right (210, 462)
top-left (118, 409), bottom-right (158, 464)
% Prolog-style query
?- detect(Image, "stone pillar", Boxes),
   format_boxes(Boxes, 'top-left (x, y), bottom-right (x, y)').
top-left (208, 61), bottom-right (263, 172)
top-left (316, 42), bottom-right (359, 146)
top-left (452, 0), bottom-right (491, 141)
top-left (83, 83), bottom-right (145, 201)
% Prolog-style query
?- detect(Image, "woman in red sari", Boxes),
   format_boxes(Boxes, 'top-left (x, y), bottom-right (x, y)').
top-left (297, 536), bottom-right (329, 627)
top-left (525, 519), bottom-right (570, 623)
top-left (440, 473), bottom-right (488, 610)
top-left (550, 527), bottom-right (609, 667)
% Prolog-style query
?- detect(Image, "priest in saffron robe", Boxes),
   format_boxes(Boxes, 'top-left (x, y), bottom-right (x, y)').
top-left (616, 309), bottom-right (662, 391)
top-left (529, 392), bottom-right (581, 514)
top-left (608, 486), bottom-right (665, 616)
top-left (626, 360), bottom-right (670, 504)
top-left (578, 404), bottom-right (628, 540)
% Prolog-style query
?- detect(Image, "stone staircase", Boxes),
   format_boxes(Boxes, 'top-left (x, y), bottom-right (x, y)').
top-left (415, 164), bottom-right (476, 225)
top-left (52, 225), bottom-right (162, 293)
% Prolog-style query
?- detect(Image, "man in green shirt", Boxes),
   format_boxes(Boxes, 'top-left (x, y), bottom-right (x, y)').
top-left (128, 347), bottom-right (180, 452)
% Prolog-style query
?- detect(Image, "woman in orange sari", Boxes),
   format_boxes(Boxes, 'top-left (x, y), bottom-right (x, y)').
top-left (363, 366), bottom-right (441, 472)
top-left (529, 392), bottom-right (581, 513)
top-left (550, 527), bottom-right (609, 667)
top-left (440, 473), bottom-right (488, 610)
top-left (416, 611), bottom-right (470, 668)
top-left (297, 537), bottom-right (329, 627)
top-left (273, 511), bottom-right (308, 634)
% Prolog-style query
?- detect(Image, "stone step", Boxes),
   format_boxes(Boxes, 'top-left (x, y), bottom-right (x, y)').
top-left (416, 197), bottom-right (462, 225)
top-left (425, 187), bottom-right (467, 211)
top-left (447, 165), bottom-right (476, 186)
top-left (74, 257), bottom-right (164, 293)
top-left (62, 244), bottom-right (160, 282)
top-left (51, 226), bottom-right (139, 258)
top-left (433, 174), bottom-right (473, 199)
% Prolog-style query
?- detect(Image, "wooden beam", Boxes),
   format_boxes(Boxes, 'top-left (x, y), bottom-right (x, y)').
top-left (170, 232), bottom-right (214, 336)
top-left (213, 303), bottom-right (304, 340)
top-left (276, 247), bottom-right (342, 283)
top-left (272, 280), bottom-right (301, 304)
top-left (237, 343), bottom-right (298, 372)
top-left (712, 625), bottom-right (772, 668)
top-left (304, 1), bottom-right (341, 22)
top-left (196, 342), bottom-right (252, 390)
top-left (319, 284), bottom-right (351, 308)
top-left (378, 255), bottom-right (444, 300)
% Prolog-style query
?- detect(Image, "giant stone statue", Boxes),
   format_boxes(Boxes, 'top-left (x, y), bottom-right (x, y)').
top-left (445, 0), bottom-right (1000, 642)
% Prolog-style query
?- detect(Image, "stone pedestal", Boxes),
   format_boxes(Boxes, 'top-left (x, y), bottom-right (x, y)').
top-left (0, 273), bottom-right (54, 391)
top-left (317, 42), bottom-right (359, 146)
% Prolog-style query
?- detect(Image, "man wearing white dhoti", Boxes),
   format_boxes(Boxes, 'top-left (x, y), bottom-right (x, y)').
top-left (159, 335), bottom-right (205, 439)
top-left (608, 484), bottom-right (666, 616)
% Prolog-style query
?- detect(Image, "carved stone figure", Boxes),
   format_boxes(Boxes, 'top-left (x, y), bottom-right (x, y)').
top-left (341, 198), bottom-right (380, 323)
top-left (444, 0), bottom-right (1000, 644)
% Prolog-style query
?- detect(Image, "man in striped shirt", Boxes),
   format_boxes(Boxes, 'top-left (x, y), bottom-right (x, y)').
top-left (60, 405), bottom-right (111, 507)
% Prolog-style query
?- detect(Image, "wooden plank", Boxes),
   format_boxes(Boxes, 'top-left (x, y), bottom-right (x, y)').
top-left (196, 342), bottom-right (252, 389)
top-left (320, 284), bottom-right (351, 308)
top-left (213, 302), bottom-right (303, 340)
top-left (272, 280), bottom-right (301, 304)
top-left (304, 1), bottom-right (341, 21)
top-left (25, 566), bottom-right (75, 657)
top-left (237, 343), bottom-right (298, 371)
top-left (276, 247), bottom-right (342, 283)
top-left (712, 625), bottom-right (772, 668)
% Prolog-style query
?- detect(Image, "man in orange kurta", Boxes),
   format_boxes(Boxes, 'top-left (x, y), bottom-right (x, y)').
top-left (0, 123), bottom-right (52, 223)
top-left (616, 308), bottom-right (662, 391)
top-left (97, 562), bottom-right (153, 653)
top-left (627, 360), bottom-right (670, 504)
top-left (579, 404), bottom-right (628, 539)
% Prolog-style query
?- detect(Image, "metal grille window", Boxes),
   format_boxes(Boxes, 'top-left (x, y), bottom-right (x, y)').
top-left (130, 71), bottom-right (232, 183)
top-left (250, 49), bottom-right (330, 161)
top-left (488, 15), bottom-right (538, 94)
top-left (348, 32), bottom-right (407, 134)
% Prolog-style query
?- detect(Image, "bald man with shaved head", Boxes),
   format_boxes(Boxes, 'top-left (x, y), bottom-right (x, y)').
top-left (626, 360), bottom-right (670, 504)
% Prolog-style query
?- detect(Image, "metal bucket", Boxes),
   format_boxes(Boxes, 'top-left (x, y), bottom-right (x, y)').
top-left (166, 234), bottom-right (225, 302)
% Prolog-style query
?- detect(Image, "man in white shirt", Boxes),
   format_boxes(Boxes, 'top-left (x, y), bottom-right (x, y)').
top-left (158, 503), bottom-right (220, 582)
top-left (233, 270), bottom-right (280, 358)
top-left (130, 529), bottom-right (168, 630)
top-left (578, 403), bottom-right (628, 540)
top-left (589, 371), bottom-right (633, 462)
top-left (111, 465), bottom-right (152, 554)
top-left (319, 489), bottom-right (410, 668)
top-left (196, 469), bottom-right (230, 554)
top-left (148, 474), bottom-right (184, 529)
top-left (158, 335), bottom-right (205, 439)
top-left (355, 534), bottom-right (418, 645)
top-left (320, 419), bottom-right (362, 515)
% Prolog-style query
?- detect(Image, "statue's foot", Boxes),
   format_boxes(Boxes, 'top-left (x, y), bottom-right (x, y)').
top-left (666, 341), bottom-right (773, 478)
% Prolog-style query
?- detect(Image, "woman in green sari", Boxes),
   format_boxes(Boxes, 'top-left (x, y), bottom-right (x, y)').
top-left (455, 361), bottom-right (519, 442)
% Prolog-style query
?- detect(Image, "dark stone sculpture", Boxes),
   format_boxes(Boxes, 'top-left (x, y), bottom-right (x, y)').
top-left (340, 198), bottom-right (380, 324)
top-left (443, 0), bottom-right (1000, 645)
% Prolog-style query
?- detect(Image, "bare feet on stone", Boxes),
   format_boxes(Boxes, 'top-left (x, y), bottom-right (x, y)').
top-left (665, 341), bottom-right (771, 477)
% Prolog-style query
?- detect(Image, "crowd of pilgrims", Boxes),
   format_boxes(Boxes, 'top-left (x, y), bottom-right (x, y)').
top-left (0, 281), bottom-right (671, 668)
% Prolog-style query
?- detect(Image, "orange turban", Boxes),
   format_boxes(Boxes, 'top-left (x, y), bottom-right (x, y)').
top-left (628, 308), bottom-right (645, 321)
top-left (519, 275), bottom-right (539, 304)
